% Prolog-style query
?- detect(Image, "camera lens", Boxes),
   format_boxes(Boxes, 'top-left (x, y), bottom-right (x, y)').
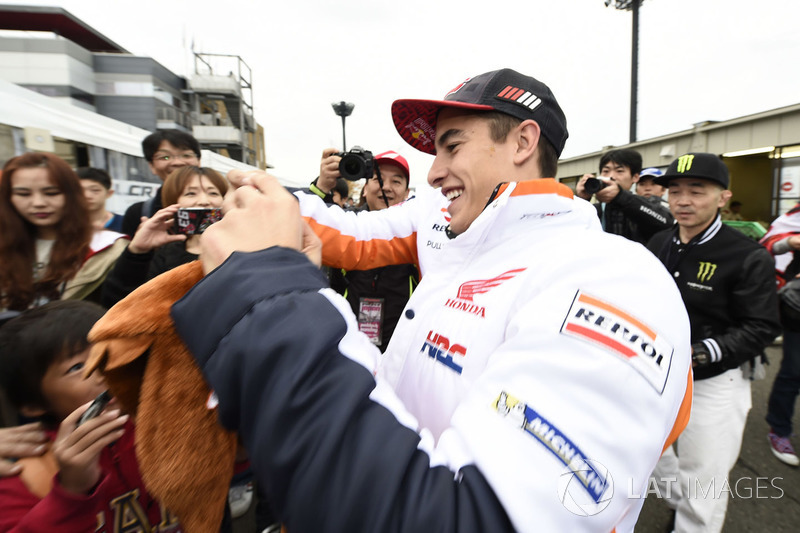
top-left (338, 147), bottom-right (375, 181)
top-left (341, 156), bottom-right (364, 180)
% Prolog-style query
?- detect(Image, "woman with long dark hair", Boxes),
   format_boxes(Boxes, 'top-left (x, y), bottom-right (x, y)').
top-left (0, 153), bottom-right (127, 311)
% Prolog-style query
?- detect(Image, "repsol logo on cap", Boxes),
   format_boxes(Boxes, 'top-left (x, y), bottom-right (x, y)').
top-left (560, 291), bottom-right (674, 394)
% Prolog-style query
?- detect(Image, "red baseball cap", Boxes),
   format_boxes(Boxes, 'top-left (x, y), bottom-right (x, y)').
top-left (391, 68), bottom-right (568, 157)
top-left (374, 150), bottom-right (410, 180)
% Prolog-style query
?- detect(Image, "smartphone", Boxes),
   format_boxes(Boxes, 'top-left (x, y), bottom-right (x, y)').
top-left (77, 391), bottom-right (112, 427)
top-left (173, 207), bottom-right (222, 235)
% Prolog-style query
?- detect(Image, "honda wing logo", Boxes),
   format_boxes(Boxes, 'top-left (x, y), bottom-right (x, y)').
top-left (445, 268), bottom-right (527, 318)
top-left (456, 268), bottom-right (527, 301)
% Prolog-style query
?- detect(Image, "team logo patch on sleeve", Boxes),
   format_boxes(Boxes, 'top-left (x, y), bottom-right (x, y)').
top-left (560, 291), bottom-right (674, 394)
top-left (494, 392), bottom-right (611, 505)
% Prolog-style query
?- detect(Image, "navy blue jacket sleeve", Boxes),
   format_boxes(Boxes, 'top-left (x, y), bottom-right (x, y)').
top-left (171, 248), bottom-right (512, 532)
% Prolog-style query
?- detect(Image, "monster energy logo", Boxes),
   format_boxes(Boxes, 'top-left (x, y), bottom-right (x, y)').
top-left (697, 262), bottom-right (717, 282)
top-left (676, 154), bottom-right (695, 173)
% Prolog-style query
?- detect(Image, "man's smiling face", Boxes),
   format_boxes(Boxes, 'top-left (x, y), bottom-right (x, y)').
top-left (426, 109), bottom-right (517, 235)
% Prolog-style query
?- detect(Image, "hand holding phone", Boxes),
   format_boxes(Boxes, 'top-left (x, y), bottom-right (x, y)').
top-left (76, 391), bottom-right (112, 427)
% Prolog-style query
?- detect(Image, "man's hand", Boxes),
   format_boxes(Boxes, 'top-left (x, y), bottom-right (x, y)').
top-left (52, 403), bottom-right (129, 494)
top-left (317, 148), bottom-right (342, 193)
top-left (788, 235), bottom-right (800, 250)
top-left (575, 174), bottom-right (594, 201)
top-left (128, 205), bottom-right (187, 254)
top-left (301, 221), bottom-right (322, 268)
top-left (594, 180), bottom-right (621, 203)
top-left (201, 172), bottom-right (304, 274)
top-left (0, 423), bottom-right (48, 477)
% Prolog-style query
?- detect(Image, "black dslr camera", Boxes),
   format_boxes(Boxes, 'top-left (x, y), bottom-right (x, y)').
top-left (584, 177), bottom-right (608, 195)
top-left (336, 146), bottom-right (374, 181)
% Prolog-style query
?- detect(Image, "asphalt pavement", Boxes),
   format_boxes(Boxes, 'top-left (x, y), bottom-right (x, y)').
top-left (636, 341), bottom-right (800, 532)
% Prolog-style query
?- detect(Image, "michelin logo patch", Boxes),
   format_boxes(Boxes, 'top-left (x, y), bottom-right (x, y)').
top-left (494, 392), bottom-right (611, 505)
top-left (560, 291), bottom-right (674, 394)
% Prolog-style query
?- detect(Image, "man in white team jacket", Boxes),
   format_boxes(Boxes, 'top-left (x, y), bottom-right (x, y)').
top-left (173, 68), bottom-right (693, 532)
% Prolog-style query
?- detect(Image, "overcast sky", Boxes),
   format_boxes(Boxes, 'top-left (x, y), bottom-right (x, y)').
top-left (11, 0), bottom-right (800, 188)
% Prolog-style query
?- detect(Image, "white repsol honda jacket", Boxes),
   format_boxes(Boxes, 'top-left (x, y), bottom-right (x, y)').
top-left (174, 179), bottom-right (692, 533)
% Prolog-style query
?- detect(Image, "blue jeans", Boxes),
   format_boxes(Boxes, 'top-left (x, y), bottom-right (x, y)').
top-left (766, 329), bottom-right (800, 437)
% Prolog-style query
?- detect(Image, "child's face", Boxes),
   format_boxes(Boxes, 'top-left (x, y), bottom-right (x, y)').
top-left (38, 347), bottom-right (107, 421)
top-left (80, 180), bottom-right (111, 212)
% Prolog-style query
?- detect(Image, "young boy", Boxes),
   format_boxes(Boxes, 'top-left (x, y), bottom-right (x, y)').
top-left (77, 168), bottom-right (125, 233)
top-left (0, 301), bottom-right (182, 532)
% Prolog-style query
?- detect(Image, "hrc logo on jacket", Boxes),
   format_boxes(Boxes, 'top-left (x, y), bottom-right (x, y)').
top-left (421, 331), bottom-right (466, 374)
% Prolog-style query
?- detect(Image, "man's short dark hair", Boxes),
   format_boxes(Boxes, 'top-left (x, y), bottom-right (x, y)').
top-left (142, 129), bottom-right (201, 162)
top-left (0, 301), bottom-right (105, 413)
top-left (600, 149), bottom-right (643, 176)
top-left (482, 111), bottom-right (559, 178)
top-left (76, 167), bottom-right (113, 190)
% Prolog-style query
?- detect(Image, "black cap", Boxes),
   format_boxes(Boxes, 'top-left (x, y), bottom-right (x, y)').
top-left (656, 153), bottom-right (730, 189)
top-left (391, 68), bottom-right (568, 157)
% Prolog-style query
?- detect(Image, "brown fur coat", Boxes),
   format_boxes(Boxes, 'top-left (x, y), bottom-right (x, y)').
top-left (85, 260), bottom-right (237, 533)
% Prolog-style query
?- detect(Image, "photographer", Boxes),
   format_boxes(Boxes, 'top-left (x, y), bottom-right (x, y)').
top-left (320, 148), bottom-right (420, 352)
top-left (576, 148), bottom-right (673, 245)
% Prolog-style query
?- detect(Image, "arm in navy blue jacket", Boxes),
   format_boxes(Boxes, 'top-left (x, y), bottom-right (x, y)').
top-left (171, 247), bottom-right (512, 532)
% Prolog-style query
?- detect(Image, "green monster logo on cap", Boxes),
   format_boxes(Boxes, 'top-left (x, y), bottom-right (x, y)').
top-left (676, 154), bottom-right (695, 173)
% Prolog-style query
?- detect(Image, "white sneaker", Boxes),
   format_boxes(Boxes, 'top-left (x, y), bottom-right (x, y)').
top-left (228, 481), bottom-right (254, 518)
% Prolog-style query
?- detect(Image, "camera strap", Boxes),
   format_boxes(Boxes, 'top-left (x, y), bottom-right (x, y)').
top-left (374, 165), bottom-right (391, 209)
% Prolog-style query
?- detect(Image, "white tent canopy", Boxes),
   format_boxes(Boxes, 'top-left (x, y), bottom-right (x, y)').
top-left (0, 77), bottom-right (147, 157)
top-left (0, 78), bottom-right (262, 176)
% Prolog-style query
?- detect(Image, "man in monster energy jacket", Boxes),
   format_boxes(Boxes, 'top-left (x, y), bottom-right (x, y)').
top-left (647, 152), bottom-right (781, 533)
top-left (577, 149), bottom-right (674, 245)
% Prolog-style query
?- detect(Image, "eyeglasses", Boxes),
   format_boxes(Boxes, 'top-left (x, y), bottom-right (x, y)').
top-left (153, 152), bottom-right (198, 163)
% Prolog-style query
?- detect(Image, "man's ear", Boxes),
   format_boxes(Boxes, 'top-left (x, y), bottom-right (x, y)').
top-left (718, 189), bottom-right (733, 208)
top-left (106, 188), bottom-right (114, 199)
top-left (513, 120), bottom-right (541, 166)
top-left (632, 173), bottom-right (640, 184)
top-left (20, 404), bottom-right (47, 418)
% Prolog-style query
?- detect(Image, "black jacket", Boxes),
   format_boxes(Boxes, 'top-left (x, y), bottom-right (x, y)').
top-left (121, 187), bottom-right (164, 238)
top-left (101, 241), bottom-right (196, 308)
top-left (597, 188), bottom-right (674, 245)
top-left (647, 216), bottom-right (781, 380)
top-left (329, 204), bottom-right (419, 352)
top-left (341, 263), bottom-right (419, 353)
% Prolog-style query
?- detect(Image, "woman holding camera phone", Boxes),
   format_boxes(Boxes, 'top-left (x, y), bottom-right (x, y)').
top-left (101, 166), bottom-right (227, 308)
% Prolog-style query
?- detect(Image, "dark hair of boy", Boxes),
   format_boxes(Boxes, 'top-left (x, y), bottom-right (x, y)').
top-left (76, 167), bottom-right (113, 190)
top-left (599, 148), bottom-right (643, 176)
top-left (334, 178), bottom-right (349, 200)
top-left (0, 300), bottom-right (105, 424)
top-left (141, 129), bottom-right (201, 162)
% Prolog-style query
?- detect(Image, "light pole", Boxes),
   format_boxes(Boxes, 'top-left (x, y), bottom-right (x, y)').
top-left (605, 0), bottom-right (642, 143)
top-left (331, 101), bottom-right (355, 151)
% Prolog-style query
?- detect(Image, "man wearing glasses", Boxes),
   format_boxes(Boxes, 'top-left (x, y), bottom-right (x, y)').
top-left (120, 129), bottom-right (201, 237)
